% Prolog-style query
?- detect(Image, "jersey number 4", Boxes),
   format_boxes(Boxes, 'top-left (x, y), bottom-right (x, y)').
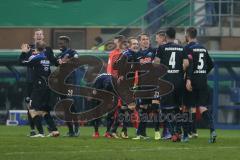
top-left (169, 52), bottom-right (176, 69)
top-left (197, 53), bottom-right (204, 69)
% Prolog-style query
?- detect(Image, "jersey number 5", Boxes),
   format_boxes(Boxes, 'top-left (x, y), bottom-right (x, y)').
top-left (197, 53), bottom-right (204, 69)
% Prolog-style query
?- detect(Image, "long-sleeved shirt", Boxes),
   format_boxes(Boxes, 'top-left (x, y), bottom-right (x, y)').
top-left (107, 49), bottom-right (122, 78)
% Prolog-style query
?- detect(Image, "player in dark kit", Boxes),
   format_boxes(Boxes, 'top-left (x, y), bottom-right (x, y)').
top-left (183, 27), bottom-right (217, 143)
top-left (89, 73), bottom-right (117, 138)
top-left (182, 29), bottom-right (199, 139)
top-left (110, 37), bottom-right (140, 139)
top-left (98, 35), bottom-right (128, 139)
top-left (155, 27), bottom-right (189, 142)
top-left (132, 33), bottom-right (160, 140)
top-left (19, 29), bottom-right (55, 136)
top-left (56, 36), bottom-right (81, 137)
top-left (26, 41), bottom-right (59, 137)
top-left (155, 30), bottom-right (172, 140)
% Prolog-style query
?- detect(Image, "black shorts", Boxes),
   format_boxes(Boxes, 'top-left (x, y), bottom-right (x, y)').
top-left (160, 85), bottom-right (183, 108)
top-left (31, 78), bottom-right (51, 111)
top-left (136, 98), bottom-right (160, 111)
top-left (183, 87), bottom-right (209, 107)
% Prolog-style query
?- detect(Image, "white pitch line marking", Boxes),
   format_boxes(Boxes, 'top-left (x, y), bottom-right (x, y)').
top-left (3, 146), bottom-right (240, 156)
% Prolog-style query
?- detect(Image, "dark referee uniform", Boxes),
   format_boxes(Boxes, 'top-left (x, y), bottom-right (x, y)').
top-left (156, 42), bottom-right (187, 136)
top-left (185, 42), bottom-right (214, 107)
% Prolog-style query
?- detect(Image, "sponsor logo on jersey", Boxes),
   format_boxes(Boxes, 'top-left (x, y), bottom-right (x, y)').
top-left (165, 47), bottom-right (183, 51)
top-left (193, 48), bottom-right (207, 52)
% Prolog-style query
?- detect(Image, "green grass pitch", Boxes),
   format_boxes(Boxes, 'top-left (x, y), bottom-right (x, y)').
top-left (0, 126), bottom-right (240, 160)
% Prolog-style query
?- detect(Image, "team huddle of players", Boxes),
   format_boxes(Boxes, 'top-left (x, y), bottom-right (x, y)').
top-left (19, 27), bottom-right (217, 143)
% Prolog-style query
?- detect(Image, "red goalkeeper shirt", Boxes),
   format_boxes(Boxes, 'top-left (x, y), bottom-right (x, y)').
top-left (107, 49), bottom-right (122, 78)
